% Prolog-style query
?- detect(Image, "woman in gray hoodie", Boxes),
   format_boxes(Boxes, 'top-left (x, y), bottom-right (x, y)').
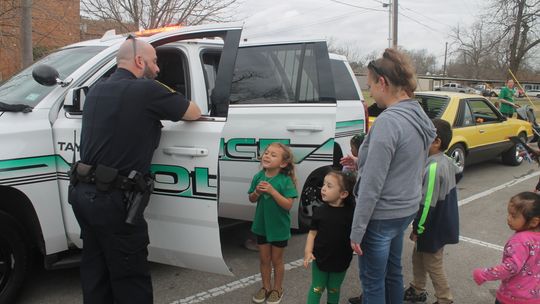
top-left (349, 48), bottom-right (436, 304)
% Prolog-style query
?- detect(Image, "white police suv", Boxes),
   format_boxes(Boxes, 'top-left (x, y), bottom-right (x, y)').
top-left (0, 23), bottom-right (365, 303)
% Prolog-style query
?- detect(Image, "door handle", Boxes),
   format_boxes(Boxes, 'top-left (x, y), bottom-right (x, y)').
top-left (163, 147), bottom-right (208, 157)
top-left (286, 124), bottom-right (324, 132)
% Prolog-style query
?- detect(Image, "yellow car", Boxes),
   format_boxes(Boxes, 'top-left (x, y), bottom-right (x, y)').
top-left (414, 91), bottom-right (533, 171)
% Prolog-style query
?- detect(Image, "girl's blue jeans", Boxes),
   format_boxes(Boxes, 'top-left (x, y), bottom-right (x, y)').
top-left (357, 213), bottom-right (415, 304)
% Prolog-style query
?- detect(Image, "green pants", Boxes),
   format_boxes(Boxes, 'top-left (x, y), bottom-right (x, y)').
top-left (306, 262), bottom-right (347, 304)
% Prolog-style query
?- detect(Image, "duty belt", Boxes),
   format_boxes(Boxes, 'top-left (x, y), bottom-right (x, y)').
top-left (69, 162), bottom-right (149, 192)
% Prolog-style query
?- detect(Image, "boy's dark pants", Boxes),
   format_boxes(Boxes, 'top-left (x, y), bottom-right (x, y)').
top-left (410, 246), bottom-right (453, 304)
top-left (70, 182), bottom-right (153, 304)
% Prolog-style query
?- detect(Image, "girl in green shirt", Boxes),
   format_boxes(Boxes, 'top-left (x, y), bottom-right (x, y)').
top-left (249, 142), bottom-right (298, 304)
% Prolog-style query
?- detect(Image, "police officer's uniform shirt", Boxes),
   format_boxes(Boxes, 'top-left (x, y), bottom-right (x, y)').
top-left (80, 68), bottom-right (190, 176)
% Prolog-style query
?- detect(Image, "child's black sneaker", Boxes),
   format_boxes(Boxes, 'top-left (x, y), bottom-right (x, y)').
top-left (403, 286), bottom-right (428, 302)
top-left (348, 295), bottom-right (362, 304)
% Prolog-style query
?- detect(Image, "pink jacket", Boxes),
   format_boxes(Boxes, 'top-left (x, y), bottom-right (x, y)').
top-left (473, 231), bottom-right (540, 304)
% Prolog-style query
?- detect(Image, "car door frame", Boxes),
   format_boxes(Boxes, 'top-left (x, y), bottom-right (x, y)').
top-left (463, 97), bottom-right (512, 162)
top-left (217, 40), bottom-right (337, 229)
top-left (52, 24), bottom-right (242, 275)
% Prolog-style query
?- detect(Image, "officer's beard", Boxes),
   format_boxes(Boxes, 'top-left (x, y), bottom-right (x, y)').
top-left (142, 60), bottom-right (157, 79)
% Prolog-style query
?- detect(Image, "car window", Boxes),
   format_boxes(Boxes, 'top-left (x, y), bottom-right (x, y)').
top-left (156, 46), bottom-right (190, 99)
top-left (0, 46), bottom-right (105, 107)
top-left (201, 51), bottom-right (221, 108)
top-left (330, 59), bottom-right (359, 100)
top-left (462, 102), bottom-right (475, 126)
top-left (467, 99), bottom-right (499, 124)
top-left (230, 43), bottom-right (326, 104)
top-left (414, 95), bottom-right (449, 119)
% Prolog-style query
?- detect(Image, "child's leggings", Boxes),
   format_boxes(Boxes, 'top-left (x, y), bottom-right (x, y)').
top-left (306, 262), bottom-right (347, 304)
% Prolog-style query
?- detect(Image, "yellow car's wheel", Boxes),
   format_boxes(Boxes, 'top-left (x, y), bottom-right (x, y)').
top-left (502, 133), bottom-right (526, 166)
top-left (447, 144), bottom-right (466, 172)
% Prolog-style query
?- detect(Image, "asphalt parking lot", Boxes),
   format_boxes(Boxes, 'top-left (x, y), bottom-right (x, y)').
top-left (17, 159), bottom-right (540, 304)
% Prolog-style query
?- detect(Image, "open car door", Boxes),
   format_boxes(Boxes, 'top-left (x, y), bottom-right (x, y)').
top-left (52, 23), bottom-right (242, 276)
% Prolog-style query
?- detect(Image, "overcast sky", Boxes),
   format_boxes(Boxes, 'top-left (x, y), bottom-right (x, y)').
top-left (231, 0), bottom-right (486, 66)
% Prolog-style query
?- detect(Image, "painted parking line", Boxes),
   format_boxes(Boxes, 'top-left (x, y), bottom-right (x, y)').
top-left (459, 236), bottom-right (504, 252)
top-left (458, 170), bottom-right (540, 207)
top-left (170, 170), bottom-right (539, 304)
top-left (169, 259), bottom-right (304, 304)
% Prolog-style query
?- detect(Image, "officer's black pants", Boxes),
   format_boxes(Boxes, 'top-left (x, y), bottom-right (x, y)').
top-left (70, 183), bottom-right (153, 304)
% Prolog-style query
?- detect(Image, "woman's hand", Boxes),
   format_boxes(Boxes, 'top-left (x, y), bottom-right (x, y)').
top-left (350, 240), bottom-right (363, 255)
top-left (340, 155), bottom-right (358, 168)
top-left (409, 231), bottom-right (418, 242)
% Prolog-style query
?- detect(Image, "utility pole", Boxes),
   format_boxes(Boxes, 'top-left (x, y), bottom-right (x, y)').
top-left (443, 42), bottom-right (448, 77)
top-left (21, 0), bottom-right (33, 68)
top-left (392, 0), bottom-right (398, 49)
top-left (383, 2), bottom-right (391, 48)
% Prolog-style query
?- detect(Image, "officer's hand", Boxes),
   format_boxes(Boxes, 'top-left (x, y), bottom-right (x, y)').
top-left (182, 101), bottom-right (202, 120)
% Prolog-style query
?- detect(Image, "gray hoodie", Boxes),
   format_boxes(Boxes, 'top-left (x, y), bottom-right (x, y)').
top-left (350, 99), bottom-right (436, 244)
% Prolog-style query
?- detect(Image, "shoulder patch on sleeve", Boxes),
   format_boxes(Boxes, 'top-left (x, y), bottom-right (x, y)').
top-left (154, 80), bottom-right (176, 93)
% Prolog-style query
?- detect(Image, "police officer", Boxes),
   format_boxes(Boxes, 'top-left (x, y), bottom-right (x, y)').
top-left (69, 37), bottom-right (201, 304)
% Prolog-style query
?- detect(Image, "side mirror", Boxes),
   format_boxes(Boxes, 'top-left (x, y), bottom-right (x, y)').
top-left (32, 64), bottom-right (72, 87)
top-left (32, 64), bottom-right (60, 86)
top-left (64, 86), bottom-right (88, 114)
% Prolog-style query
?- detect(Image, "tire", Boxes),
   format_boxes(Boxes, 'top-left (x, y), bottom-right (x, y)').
top-left (297, 166), bottom-right (332, 232)
top-left (447, 144), bottom-right (466, 173)
top-left (502, 132), bottom-right (526, 166)
top-left (0, 212), bottom-right (29, 304)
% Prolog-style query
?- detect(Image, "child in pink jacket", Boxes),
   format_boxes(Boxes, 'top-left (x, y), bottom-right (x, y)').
top-left (473, 192), bottom-right (540, 304)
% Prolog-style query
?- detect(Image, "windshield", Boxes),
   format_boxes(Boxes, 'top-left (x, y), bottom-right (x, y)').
top-left (0, 46), bottom-right (105, 107)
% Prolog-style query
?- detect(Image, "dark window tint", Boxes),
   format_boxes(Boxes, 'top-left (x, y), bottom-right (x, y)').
top-left (156, 46), bottom-right (190, 98)
top-left (0, 46), bottom-right (105, 107)
top-left (201, 51), bottom-right (221, 106)
top-left (330, 59), bottom-right (359, 100)
top-left (415, 95), bottom-right (449, 118)
top-left (230, 43), bottom-right (325, 104)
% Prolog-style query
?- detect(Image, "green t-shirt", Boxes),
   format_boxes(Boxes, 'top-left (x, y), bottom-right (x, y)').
top-left (249, 170), bottom-right (298, 241)
top-left (499, 86), bottom-right (516, 114)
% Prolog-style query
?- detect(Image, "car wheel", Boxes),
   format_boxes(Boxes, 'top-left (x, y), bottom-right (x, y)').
top-left (0, 212), bottom-right (29, 304)
top-left (297, 166), bottom-right (332, 232)
top-left (447, 144), bottom-right (466, 173)
top-left (502, 133), bottom-right (526, 166)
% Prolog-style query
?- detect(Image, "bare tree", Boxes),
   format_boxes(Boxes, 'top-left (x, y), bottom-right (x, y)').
top-left (488, 0), bottom-right (540, 76)
top-left (449, 21), bottom-right (499, 78)
top-left (401, 48), bottom-right (438, 75)
top-left (0, 0), bottom-right (20, 40)
top-left (81, 0), bottom-right (239, 31)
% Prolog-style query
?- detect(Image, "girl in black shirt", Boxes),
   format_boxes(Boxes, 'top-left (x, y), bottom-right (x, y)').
top-left (303, 171), bottom-right (355, 304)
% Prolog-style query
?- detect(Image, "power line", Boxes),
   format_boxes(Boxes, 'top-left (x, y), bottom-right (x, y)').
top-left (244, 3), bottom-right (334, 31)
top-left (246, 10), bottom-right (369, 39)
top-left (328, 0), bottom-right (386, 12)
top-left (398, 4), bottom-right (453, 28)
top-left (398, 11), bottom-right (447, 35)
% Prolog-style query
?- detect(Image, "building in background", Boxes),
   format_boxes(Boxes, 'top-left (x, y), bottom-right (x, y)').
top-left (0, 0), bottom-right (80, 81)
top-left (0, 1), bottom-right (134, 81)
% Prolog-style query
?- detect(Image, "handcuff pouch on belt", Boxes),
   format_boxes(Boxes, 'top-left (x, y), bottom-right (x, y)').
top-left (68, 161), bottom-right (154, 225)
top-left (68, 161), bottom-right (94, 188)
